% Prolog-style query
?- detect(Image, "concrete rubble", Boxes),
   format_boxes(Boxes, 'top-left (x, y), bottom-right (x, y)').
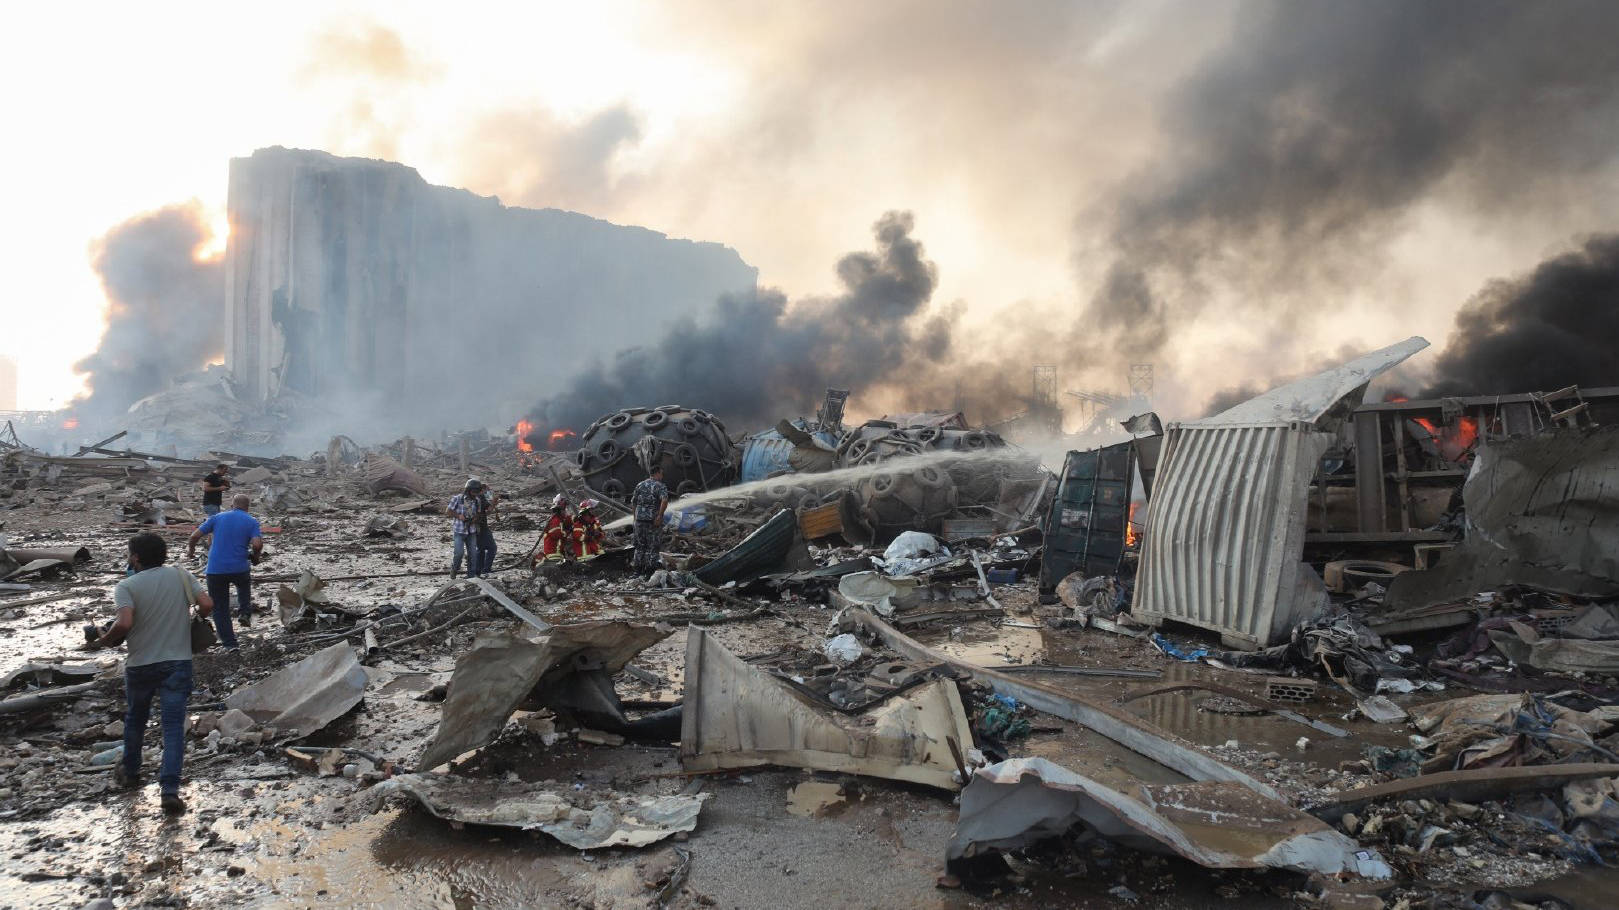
top-left (2, 357), bottom-right (1618, 907)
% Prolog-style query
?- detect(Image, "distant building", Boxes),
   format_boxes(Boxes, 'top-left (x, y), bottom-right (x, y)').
top-left (223, 147), bottom-right (758, 425)
top-left (0, 355), bottom-right (16, 411)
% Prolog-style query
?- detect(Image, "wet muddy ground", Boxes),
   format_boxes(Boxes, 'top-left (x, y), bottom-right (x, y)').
top-left (2, 483), bottom-right (1616, 908)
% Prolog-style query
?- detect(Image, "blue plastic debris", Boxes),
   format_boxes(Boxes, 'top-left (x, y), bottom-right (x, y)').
top-left (1151, 634), bottom-right (1209, 662)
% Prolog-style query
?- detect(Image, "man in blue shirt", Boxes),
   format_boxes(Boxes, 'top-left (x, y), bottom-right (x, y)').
top-left (186, 493), bottom-right (263, 652)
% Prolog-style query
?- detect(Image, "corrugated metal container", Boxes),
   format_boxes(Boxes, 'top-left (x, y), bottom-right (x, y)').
top-left (739, 425), bottom-right (839, 482)
top-left (1038, 442), bottom-right (1134, 594)
top-left (740, 431), bottom-right (796, 483)
top-left (1133, 421), bottom-right (1331, 650)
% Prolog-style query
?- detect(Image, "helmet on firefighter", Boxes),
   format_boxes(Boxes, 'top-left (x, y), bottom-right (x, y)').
top-left (550, 493), bottom-right (569, 510)
top-left (578, 498), bottom-right (598, 512)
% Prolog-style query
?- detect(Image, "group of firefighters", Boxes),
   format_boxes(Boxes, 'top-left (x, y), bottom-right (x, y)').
top-left (539, 493), bottom-right (608, 563)
top-left (446, 464), bottom-right (669, 575)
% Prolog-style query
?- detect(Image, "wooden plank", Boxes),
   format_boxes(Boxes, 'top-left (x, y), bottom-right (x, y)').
top-left (74, 430), bottom-right (128, 455)
top-left (1313, 764), bottom-right (1619, 823)
top-left (1353, 411), bottom-right (1385, 533)
top-left (0, 592), bottom-right (78, 609)
top-left (1394, 414), bottom-right (1411, 532)
top-left (798, 502), bottom-right (843, 540)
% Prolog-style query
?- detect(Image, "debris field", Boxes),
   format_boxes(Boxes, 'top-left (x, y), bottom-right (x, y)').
top-left (2, 346), bottom-right (1617, 910)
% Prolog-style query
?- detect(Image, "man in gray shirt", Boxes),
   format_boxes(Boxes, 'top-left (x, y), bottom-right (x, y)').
top-left (88, 531), bottom-right (213, 815)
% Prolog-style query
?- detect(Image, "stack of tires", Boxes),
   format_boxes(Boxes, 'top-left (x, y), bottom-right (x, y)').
top-left (835, 422), bottom-right (1005, 468)
top-left (575, 406), bottom-right (737, 500)
top-left (855, 462), bottom-right (959, 539)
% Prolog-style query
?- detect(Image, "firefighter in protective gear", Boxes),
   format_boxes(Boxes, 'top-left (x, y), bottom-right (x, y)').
top-left (573, 499), bottom-right (606, 560)
top-left (540, 494), bottom-right (575, 562)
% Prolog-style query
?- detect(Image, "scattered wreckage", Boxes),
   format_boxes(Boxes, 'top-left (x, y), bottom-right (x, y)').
top-left (5, 348), bottom-right (1619, 907)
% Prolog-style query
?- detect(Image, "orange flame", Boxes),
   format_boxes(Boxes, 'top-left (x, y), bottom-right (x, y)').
top-left (1126, 500), bottom-right (1141, 547)
top-left (61, 418), bottom-right (79, 430)
top-left (516, 419), bottom-right (534, 453)
top-left (1455, 416), bottom-right (1479, 449)
top-left (547, 429), bottom-right (578, 451)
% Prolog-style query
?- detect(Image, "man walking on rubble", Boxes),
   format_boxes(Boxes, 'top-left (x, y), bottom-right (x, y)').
top-left (199, 463), bottom-right (231, 517)
top-left (186, 493), bottom-right (263, 651)
top-left (87, 531), bottom-right (213, 816)
top-left (630, 464), bottom-right (669, 573)
top-left (447, 479), bottom-right (500, 578)
top-left (447, 478), bottom-right (484, 578)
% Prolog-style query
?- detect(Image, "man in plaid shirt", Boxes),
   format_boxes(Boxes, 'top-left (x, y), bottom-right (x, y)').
top-left (446, 478), bottom-right (487, 578)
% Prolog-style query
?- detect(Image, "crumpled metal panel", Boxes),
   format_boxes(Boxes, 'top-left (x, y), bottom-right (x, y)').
top-left (372, 773), bottom-right (708, 849)
top-left (224, 642), bottom-right (367, 736)
top-left (950, 758), bottom-right (1390, 879)
top-left (1388, 426), bottom-right (1619, 609)
top-left (1134, 422), bottom-right (1332, 649)
top-left (680, 627), bottom-right (972, 790)
top-left (1197, 336), bottom-right (1428, 426)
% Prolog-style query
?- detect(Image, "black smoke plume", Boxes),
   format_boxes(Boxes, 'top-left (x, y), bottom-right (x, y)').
top-left (1079, 0), bottom-right (1619, 368)
top-left (73, 204), bottom-right (224, 419)
top-left (528, 211), bottom-right (947, 431)
top-left (1425, 235), bottom-right (1619, 397)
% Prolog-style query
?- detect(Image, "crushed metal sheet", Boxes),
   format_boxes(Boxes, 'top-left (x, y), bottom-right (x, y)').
top-left (276, 569), bottom-right (337, 630)
top-left (1487, 621), bottom-right (1619, 674)
top-left (371, 772), bottom-right (708, 849)
top-left (417, 622), bottom-right (667, 771)
top-left (223, 643), bottom-right (367, 737)
top-left (1197, 336), bottom-right (1428, 426)
top-left (848, 608), bottom-right (1280, 797)
top-left (950, 757), bottom-right (1389, 879)
top-left (679, 627), bottom-right (972, 791)
top-left (1135, 337), bottom-right (1428, 649)
top-left (1387, 426), bottom-right (1619, 610)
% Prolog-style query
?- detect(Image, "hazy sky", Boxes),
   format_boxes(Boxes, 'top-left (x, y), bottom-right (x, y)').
top-left (4, 1), bottom-right (1615, 414)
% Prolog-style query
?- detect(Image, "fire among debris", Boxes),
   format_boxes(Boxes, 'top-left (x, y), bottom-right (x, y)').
top-left (1386, 396), bottom-right (1481, 462)
top-left (515, 419), bottom-right (535, 453)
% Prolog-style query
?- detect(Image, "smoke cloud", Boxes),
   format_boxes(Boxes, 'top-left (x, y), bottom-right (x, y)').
top-left (1424, 235), bottom-right (1619, 398)
top-left (1081, 0), bottom-right (1619, 375)
top-left (460, 105), bottom-right (644, 212)
top-left (72, 204), bottom-right (224, 419)
top-left (528, 211), bottom-right (948, 431)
